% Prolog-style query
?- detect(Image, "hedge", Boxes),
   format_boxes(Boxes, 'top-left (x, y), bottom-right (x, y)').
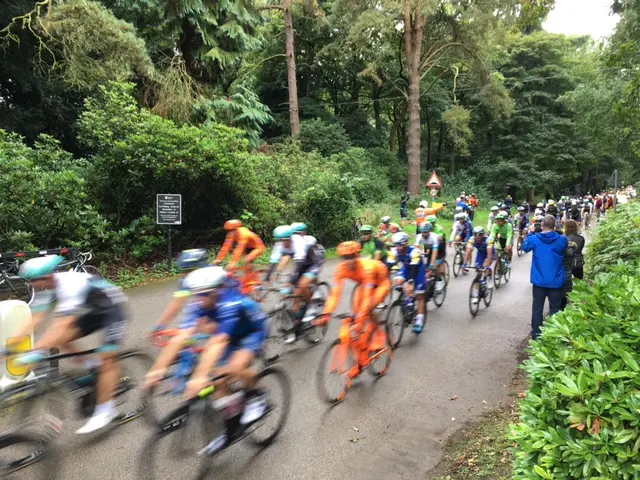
top-left (512, 202), bottom-right (640, 479)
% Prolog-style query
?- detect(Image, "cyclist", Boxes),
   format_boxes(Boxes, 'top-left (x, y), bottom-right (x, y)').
top-left (488, 212), bottom-right (513, 268)
top-left (214, 220), bottom-right (266, 289)
top-left (153, 249), bottom-right (211, 332)
top-left (594, 195), bottom-right (603, 220)
top-left (487, 206), bottom-right (500, 230)
top-left (567, 200), bottom-right (581, 224)
top-left (546, 200), bottom-right (560, 220)
top-left (360, 225), bottom-right (387, 262)
top-left (534, 202), bottom-right (545, 217)
top-left (462, 226), bottom-right (494, 277)
top-left (581, 201), bottom-right (593, 229)
top-left (414, 200), bottom-right (429, 235)
top-left (513, 206), bottom-right (529, 238)
top-left (521, 200), bottom-right (530, 215)
top-left (318, 242), bottom-right (390, 375)
top-left (449, 212), bottom-right (473, 249)
top-left (10, 256), bottom-right (128, 434)
top-left (377, 216), bottom-right (392, 239)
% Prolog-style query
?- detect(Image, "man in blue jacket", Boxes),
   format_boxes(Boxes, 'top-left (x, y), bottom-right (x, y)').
top-left (522, 215), bottom-right (568, 339)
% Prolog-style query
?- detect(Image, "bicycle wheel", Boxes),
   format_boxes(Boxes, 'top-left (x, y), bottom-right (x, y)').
top-left (452, 252), bottom-right (463, 277)
top-left (368, 326), bottom-right (392, 377)
top-left (442, 260), bottom-right (450, 285)
top-left (432, 279), bottom-right (446, 308)
top-left (262, 307), bottom-right (289, 362)
top-left (493, 260), bottom-right (502, 290)
top-left (469, 278), bottom-right (480, 317)
top-left (0, 276), bottom-right (34, 304)
top-left (81, 265), bottom-right (102, 277)
top-left (483, 281), bottom-right (493, 307)
top-left (504, 263), bottom-right (511, 283)
top-left (303, 282), bottom-right (330, 345)
top-left (247, 366), bottom-right (291, 447)
top-left (0, 432), bottom-right (48, 477)
top-left (517, 236), bottom-right (523, 257)
top-left (113, 350), bottom-right (155, 425)
top-left (385, 300), bottom-right (406, 350)
top-left (316, 339), bottom-right (356, 403)
top-left (138, 400), bottom-right (219, 480)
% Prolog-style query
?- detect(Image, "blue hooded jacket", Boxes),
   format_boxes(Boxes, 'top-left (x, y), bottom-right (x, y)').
top-left (522, 231), bottom-right (568, 288)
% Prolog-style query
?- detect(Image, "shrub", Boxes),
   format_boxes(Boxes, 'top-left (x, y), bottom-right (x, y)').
top-left (107, 215), bottom-right (166, 262)
top-left (298, 118), bottom-right (352, 157)
top-left (585, 202), bottom-right (640, 278)
top-left (329, 147), bottom-right (391, 204)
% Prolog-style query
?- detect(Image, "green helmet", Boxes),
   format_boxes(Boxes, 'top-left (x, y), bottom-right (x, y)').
top-left (359, 224), bottom-right (373, 234)
top-left (18, 255), bottom-right (64, 279)
top-left (290, 222), bottom-right (307, 233)
top-left (426, 215), bottom-right (437, 224)
top-left (273, 225), bottom-right (292, 240)
top-left (495, 213), bottom-right (508, 220)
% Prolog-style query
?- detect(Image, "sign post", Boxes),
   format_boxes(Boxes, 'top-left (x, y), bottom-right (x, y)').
top-left (156, 194), bottom-right (182, 270)
top-left (425, 171), bottom-right (444, 204)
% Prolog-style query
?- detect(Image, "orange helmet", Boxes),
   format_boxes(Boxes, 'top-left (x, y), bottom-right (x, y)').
top-left (337, 241), bottom-right (361, 257)
top-left (224, 219), bottom-right (243, 231)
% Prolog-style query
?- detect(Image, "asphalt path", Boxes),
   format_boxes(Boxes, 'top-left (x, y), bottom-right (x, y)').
top-left (8, 245), bottom-right (533, 480)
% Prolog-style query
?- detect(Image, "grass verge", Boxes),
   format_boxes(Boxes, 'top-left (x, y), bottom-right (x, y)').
top-left (427, 347), bottom-right (528, 480)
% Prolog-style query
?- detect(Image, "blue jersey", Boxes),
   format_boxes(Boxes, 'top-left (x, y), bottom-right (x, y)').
top-left (467, 236), bottom-right (492, 268)
top-left (387, 245), bottom-right (426, 290)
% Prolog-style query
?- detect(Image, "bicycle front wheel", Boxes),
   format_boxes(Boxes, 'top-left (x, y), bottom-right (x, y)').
top-left (0, 432), bottom-right (49, 477)
top-left (493, 261), bottom-right (502, 290)
top-left (385, 300), bottom-right (407, 350)
top-left (469, 279), bottom-right (480, 317)
top-left (453, 252), bottom-right (463, 277)
top-left (442, 260), bottom-right (450, 285)
top-left (81, 265), bottom-right (102, 277)
top-left (517, 236), bottom-right (523, 257)
top-left (114, 350), bottom-right (155, 425)
top-left (316, 339), bottom-right (356, 404)
top-left (0, 276), bottom-right (34, 304)
top-left (247, 366), bottom-right (291, 447)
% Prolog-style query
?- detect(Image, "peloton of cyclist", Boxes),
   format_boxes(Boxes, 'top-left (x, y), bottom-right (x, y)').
top-left (513, 206), bottom-right (529, 237)
top-left (449, 212), bottom-right (473, 248)
top-left (487, 206), bottom-right (500, 230)
top-left (488, 212), bottom-right (513, 268)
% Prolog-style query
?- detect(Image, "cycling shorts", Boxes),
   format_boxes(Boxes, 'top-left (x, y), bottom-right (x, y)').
top-left (74, 287), bottom-right (127, 347)
top-left (218, 330), bottom-right (265, 365)
top-left (395, 265), bottom-right (426, 294)
top-left (495, 237), bottom-right (507, 250)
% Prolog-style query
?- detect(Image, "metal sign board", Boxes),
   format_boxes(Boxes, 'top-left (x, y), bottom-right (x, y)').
top-left (156, 194), bottom-right (182, 225)
top-left (425, 171), bottom-right (443, 188)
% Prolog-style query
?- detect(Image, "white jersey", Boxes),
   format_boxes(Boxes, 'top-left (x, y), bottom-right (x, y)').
top-left (414, 233), bottom-right (441, 251)
top-left (292, 234), bottom-right (317, 262)
top-left (487, 213), bottom-right (496, 231)
top-left (269, 241), bottom-right (294, 264)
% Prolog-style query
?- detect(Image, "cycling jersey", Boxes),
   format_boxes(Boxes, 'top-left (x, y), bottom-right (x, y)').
top-left (31, 272), bottom-right (127, 346)
top-left (414, 207), bottom-right (428, 227)
top-left (487, 212), bottom-right (496, 231)
top-left (360, 238), bottom-right (386, 261)
top-left (488, 222), bottom-right (513, 249)
top-left (546, 206), bottom-right (560, 218)
top-left (450, 220), bottom-right (472, 244)
top-left (568, 206), bottom-right (581, 220)
top-left (387, 245), bottom-right (427, 293)
top-left (323, 259), bottom-right (390, 320)
top-left (291, 241), bottom-right (325, 282)
top-left (216, 227), bottom-right (266, 264)
top-left (467, 236), bottom-right (493, 268)
top-left (514, 213), bottom-right (529, 230)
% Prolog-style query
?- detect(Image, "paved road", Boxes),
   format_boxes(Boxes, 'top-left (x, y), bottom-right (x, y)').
top-left (10, 249), bottom-right (533, 480)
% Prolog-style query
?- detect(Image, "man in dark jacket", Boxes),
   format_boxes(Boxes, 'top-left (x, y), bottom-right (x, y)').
top-left (522, 215), bottom-right (568, 339)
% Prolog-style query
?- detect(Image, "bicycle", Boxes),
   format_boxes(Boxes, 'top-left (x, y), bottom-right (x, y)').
top-left (516, 229), bottom-right (527, 257)
top-left (0, 347), bottom-right (152, 470)
top-left (584, 212), bottom-right (591, 231)
top-left (317, 313), bottom-right (392, 403)
top-left (0, 260), bottom-right (34, 304)
top-left (138, 367), bottom-right (291, 480)
top-left (56, 251), bottom-right (101, 277)
top-left (264, 280), bottom-right (330, 359)
top-left (226, 266), bottom-right (269, 303)
top-left (468, 267), bottom-right (493, 317)
top-left (493, 249), bottom-right (511, 289)
top-left (452, 242), bottom-right (467, 277)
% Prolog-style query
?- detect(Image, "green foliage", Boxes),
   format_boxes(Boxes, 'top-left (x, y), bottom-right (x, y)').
top-left (107, 215), bottom-right (166, 261)
top-left (442, 105), bottom-right (473, 157)
top-left (329, 147), bottom-right (392, 204)
top-left (298, 118), bottom-right (352, 157)
top-left (512, 204), bottom-right (640, 479)
top-left (0, 130), bottom-right (108, 250)
top-left (585, 202), bottom-right (640, 278)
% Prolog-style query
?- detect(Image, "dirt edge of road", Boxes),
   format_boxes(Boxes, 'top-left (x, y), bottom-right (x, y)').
top-left (425, 339), bottom-right (530, 480)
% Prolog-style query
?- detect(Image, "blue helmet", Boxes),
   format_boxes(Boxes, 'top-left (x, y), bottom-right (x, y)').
top-left (176, 249), bottom-right (209, 271)
top-left (290, 222), bottom-right (307, 233)
top-left (418, 223), bottom-right (433, 233)
top-left (19, 255), bottom-right (64, 279)
top-left (273, 225), bottom-right (292, 240)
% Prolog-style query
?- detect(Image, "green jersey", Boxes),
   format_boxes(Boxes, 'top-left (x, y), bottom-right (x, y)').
top-left (488, 222), bottom-right (513, 247)
top-left (360, 238), bottom-right (386, 261)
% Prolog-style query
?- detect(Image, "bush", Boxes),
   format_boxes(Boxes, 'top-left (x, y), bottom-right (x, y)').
top-left (107, 215), bottom-right (166, 262)
top-left (585, 202), bottom-right (640, 278)
top-left (512, 205), bottom-right (640, 479)
top-left (329, 147), bottom-right (391, 204)
top-left (298, 118), bottom-right (352, 157)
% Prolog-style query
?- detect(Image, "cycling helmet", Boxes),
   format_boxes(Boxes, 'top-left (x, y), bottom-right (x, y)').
top-left (176, 249), bottom-right (209, 271)
top-left (418, 223), bottom-right (433, 233)
top-left (497, 202), bottom-right (504, 208)
top-left (273, 225), bottom-right (292, 240)
top-left (535, 215), bottom-right (544, 222)
top-left (454, 212), bottom-right (466, 221)
top-left (471, 193), bottom-right (477, 196)
top-left (537, 202), bottom-right (544, 208)
top-left (381, 216), bottom-right (391, 224)
top-left (337, 241), bottom-right (361, 257)
top-left (290, 222), bottom-right (307, 233)
top-left (419, 200), bottom-right (428, 208)
top-left (392, 232), bottom-right (410, 246)
top-left (473, 226), bottom-right (485, 235)
top-left (19, 255), bottom-right (64, 279)
top-left (495, 213), bottom-right (508, 220)
top-left (389, 223), bottom-right (401, 233)
top-left (491, 206), bottom-right (499, 212)
top-left (183, 266), bottom-right (227, 293)
top-left (224, 219), bottom-right (242, 230)
top-left (359, 224), bottom-right (374, 234)
top-left (571, 200), bottom-right (577, 206)
top-left (426, 215), bottom-right (437, 224)
top-left (517, 206), bottom-right (525, 211)
top-left (455, 206), bottom-right (464, 213)
top-left (548, 199), bottom-right (556, 206)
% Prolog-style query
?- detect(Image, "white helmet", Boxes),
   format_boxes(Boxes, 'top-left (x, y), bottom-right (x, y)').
top-left (183, 266), bottom-right (227, 293)
top-left (537, 202), bottom-right (544, 208)
top-left (455, 206), bottom-right (464, 213)
top-left (419, 200), bottom-right (428, 208)
top-left (454, 212), bottom-right (466, 221)
top-left (391, 232), bottom-right (410, 246)
top-left (491, 206), bottom-right (499, 212)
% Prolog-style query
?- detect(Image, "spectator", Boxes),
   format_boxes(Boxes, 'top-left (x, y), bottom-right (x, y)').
top-left (564, 219), bottom-right (585, 280)
top-left (522, 215), bottom-right (568, 339)
top-left (504, 194), bottom-right (513, 210)
top-left (400, 192), bottom-right (410, 227)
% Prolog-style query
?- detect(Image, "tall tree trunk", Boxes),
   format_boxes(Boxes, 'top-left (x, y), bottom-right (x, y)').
top-left (283, 0), bottom-right (300, 137)
top-left (437, 122), bottom-right (445, 168)
top-left (373, 84), bottom-right (382, 130)
top-left (404, 0), bottom-right (425, 194)
top-left (425, 108), bottom-right (432, 169)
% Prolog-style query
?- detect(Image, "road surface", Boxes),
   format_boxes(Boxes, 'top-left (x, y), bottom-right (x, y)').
top-left (9, 248), bottom-right (533, 480)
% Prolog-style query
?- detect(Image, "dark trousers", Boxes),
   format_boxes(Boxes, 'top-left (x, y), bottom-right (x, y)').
top-left (531, 285), bottom-right (564, 339)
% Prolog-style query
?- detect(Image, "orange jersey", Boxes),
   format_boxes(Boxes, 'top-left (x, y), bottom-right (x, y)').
top-left (323, 258), bottom-right (390, 320)
top-left (470, 198), bottom-right (479, 208)
top-left (215, 227), bottom-right (266, 264)
top-left (414, 207), bottom-right (428, 226)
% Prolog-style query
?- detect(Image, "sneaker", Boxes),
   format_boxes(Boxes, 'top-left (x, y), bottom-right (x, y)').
top-left (436, 280), bottom-right (445, 291)
top-left (284, 333), bottom-right (297, 344)
top-left (75, 409), bottom-right (117, 434)
top-left (240, 393), bottom-right (268, 425)
top-left (471, 297), bottom-right (479, 305)
top-left (198, 431), bottom-right (228, 456)
top-left (412, 323), bottom-right (424, 334)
